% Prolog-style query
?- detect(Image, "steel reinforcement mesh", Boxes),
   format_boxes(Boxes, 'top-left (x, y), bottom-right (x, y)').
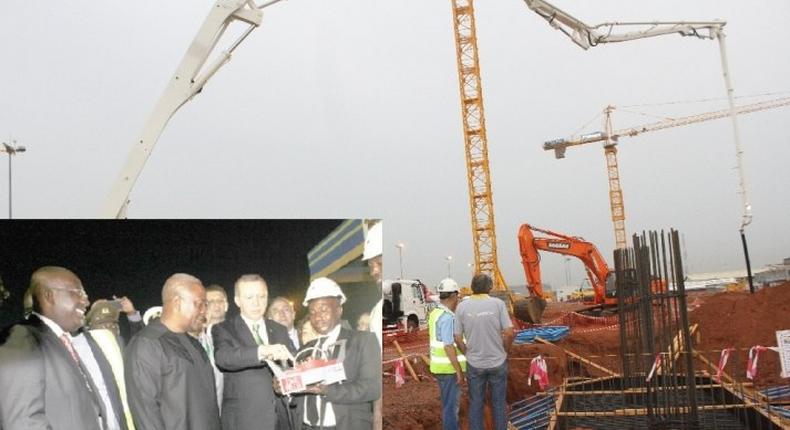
top-left (556, 376), bottom-right (780, 430)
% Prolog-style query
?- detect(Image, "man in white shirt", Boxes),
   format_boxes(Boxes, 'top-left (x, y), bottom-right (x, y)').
top-left (212, 274), bottom-right (296, 430)
top-left (268, 296), bottom-right (300, 349)
top-left (203, 284), bottom-right (230, 411)
top-left (0, 266), bottom-right (129, 430)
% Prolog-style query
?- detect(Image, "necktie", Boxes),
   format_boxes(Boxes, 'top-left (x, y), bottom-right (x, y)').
top-left (307, 337), bottom-right (327, 426)
top-left (60, 333), bottom-right (81, 363)
top-left (252, 323), bottom-right (264, 345)
top-left (60, 334), bottom-right (94, 394)
top-left (312, 336), bottom-right (327, 359)
top-left (201, 331), bottom-right (212, 357)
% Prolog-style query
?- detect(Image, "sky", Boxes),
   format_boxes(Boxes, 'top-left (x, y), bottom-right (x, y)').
top-left (0, 219), bottom-right (381, 331)
top-left (0, 1), bottom-right (788, 291)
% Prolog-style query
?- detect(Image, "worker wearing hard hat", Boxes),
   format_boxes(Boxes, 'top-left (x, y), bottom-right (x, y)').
top-left (428, 278), bottom-right (467, 430)
top-left (296, 277), bottom-right (381, 430)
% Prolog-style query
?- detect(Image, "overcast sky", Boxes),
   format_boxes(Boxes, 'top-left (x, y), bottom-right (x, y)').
top-left (1, 1), bottom-right (788, 291)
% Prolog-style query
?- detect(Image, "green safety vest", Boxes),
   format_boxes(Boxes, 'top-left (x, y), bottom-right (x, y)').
top-left (428, 307), bottom-right (467, 374)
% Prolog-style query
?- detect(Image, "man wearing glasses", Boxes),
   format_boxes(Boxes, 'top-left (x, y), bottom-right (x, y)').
top-left (0, 266), bottom-right (129, 430)
top-left (124, 273), bottom-right (221, 430)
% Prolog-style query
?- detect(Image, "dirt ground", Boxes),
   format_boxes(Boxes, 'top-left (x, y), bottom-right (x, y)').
top-left (383, 282), bottom-right (790, 429)
top-left (689, 282), bottom-right (790, 387)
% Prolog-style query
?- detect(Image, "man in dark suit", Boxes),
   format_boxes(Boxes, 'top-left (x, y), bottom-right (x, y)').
top-left (125, 273), bottom-right (221, 430)
top-left (294, 278), bottom-right (381, 430)
top-left (0, 266), bottom-right (129, 430)
top-left (212, 274), bottom-right (296, 430)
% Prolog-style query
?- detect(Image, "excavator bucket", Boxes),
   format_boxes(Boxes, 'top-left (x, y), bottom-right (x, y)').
top-left (513, 296), bottom-right (546, 324)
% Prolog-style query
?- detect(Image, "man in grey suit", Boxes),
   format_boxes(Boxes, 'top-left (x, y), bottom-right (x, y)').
top-left (212, 274), bottom-right (296, 430)
top-left (125, 273), bottom-right (220, 430)
top-left (294, 278), bottom-right (382, 430)
top-left (0, 266), bottom-right (129, 430)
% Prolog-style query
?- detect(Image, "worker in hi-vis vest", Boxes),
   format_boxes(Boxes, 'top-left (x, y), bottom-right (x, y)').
top-left (428, 278), bottom-right (467, 430)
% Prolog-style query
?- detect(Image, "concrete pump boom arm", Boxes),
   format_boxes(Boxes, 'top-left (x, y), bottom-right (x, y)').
top-left (522, 0), bottom-right (723, 50)
top-left (99, 0), bottom-right (283, 218)
top-left (523, 0), bottom-right (755, 232)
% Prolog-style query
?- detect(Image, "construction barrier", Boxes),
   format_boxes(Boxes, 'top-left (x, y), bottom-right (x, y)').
top-left (515, 326), bottom-right (570, 344)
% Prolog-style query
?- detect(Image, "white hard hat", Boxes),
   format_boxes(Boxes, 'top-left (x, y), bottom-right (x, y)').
top-left (437, 278), bottom-right (459, 293)
top-left (362, 221), bottom-right (382, 261)
top-left (303, 277), bottom-right (348, 306)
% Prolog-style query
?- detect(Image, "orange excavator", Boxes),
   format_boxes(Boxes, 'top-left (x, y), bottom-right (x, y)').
top-left (518, 223), bottom-right (618, 312)
top-left (518, 223), bottom-right (669, 319)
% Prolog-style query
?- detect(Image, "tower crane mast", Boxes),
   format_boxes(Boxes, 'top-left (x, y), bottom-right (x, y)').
top-left (449, 0), bottom-right (506, 292)
top-left (448, 0), bottom-right (546, 322)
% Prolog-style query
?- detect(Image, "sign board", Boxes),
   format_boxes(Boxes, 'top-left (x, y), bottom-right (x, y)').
top-left (776, 329), bottom-right (790, 378)
top-left (268, 339), bottom-right (348, 395)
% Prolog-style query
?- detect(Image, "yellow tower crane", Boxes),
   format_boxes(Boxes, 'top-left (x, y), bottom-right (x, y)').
top-left (544, 96), bottom-right (790, 249)
top-left (448, 0), bottom-right (545, 322)
top-left (449, 0), bottom-right (505, 291)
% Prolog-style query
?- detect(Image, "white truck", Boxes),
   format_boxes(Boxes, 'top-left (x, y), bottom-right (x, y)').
top-left (382, 279), bottom-right (436, 333)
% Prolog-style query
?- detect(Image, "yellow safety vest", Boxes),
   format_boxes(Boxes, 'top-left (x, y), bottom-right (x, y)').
top-left (90, 329), bottom-right (136, 430)
top-left (428, 307), bottom-right (466, 374)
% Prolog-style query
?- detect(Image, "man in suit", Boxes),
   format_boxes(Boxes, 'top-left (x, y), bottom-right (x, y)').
top-left (124, 273), bottom-right (221, 430)
top-left (194, 284), bottom-right (229, 412)
top-left (268, 296), bottom-right (300, 349)
top-left (212, 274), bottom-right (295, 430)
top-left (296, 277), bottom-right (382, 430)
top-left (0, 266), bottom-right (129, 430)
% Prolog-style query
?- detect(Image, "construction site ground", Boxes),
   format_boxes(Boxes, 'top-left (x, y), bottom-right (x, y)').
top-left (382, 282), bottom-right (790, 429)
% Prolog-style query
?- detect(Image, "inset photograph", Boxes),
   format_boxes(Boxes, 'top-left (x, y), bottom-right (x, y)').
top-left (0, 219), bottom-right (382, 430)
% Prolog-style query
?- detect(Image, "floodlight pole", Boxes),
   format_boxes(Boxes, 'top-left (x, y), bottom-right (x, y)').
top-left (2, 141), bottom-right (26, 219)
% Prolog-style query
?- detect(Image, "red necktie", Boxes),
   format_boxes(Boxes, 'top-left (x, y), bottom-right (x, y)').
top-left (60, 333), bottom-right (81, 364)
top-left (60, 333), bottom-right (94, 394)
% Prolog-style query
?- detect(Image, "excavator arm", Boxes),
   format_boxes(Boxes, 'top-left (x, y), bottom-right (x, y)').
top-left (519, 223), bottom-right (613, 305)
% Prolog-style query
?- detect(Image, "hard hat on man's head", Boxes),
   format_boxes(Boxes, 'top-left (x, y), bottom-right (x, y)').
top-left (362, 221), bottom-right (382, 261)
top-left (303, 277), bottom-right (348, 306)
top-left (437, 278), bottom-right (460, 293)
top-left (87, 299), bottom-right (121, 328)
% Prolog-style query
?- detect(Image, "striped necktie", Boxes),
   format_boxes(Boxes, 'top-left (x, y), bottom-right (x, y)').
top-left (252, 323), bottom-right (264, 345)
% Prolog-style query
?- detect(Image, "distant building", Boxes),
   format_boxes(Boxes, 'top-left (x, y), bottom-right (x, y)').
top-left (754, 257), bottom-right (790, 287)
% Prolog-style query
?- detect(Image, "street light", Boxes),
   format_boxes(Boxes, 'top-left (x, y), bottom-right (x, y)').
top-left (1, 140), bottom-right (26, 219)
top-left (446, 255), bottom-right (453, 278)
top-left (395, 242), bottom-right (405, 279)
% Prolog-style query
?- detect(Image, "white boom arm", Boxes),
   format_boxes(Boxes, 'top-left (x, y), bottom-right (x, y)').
top-left (523, 0), bottom-right (751, 229)
top-left (100, 0), bottom-right (283, 218)
top-left (523, 0), bottom-right (723, 49)
top-left (544, 96), bottom-right (790, 156)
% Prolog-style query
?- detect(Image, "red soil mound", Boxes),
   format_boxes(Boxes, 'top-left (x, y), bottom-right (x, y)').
top-left (690, 282), bottom-right (790, 387)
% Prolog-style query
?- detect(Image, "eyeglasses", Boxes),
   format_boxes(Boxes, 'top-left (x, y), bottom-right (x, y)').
top-left (49, 286), bottom-right (88, 299)
top-left (178, 295), bottom-right (208, 309)
top-left (207, 299), bottom-right (227, 306)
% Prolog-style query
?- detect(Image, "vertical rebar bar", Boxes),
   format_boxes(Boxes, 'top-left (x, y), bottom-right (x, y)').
top-left (672, 229), bottom-right (699, 425)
